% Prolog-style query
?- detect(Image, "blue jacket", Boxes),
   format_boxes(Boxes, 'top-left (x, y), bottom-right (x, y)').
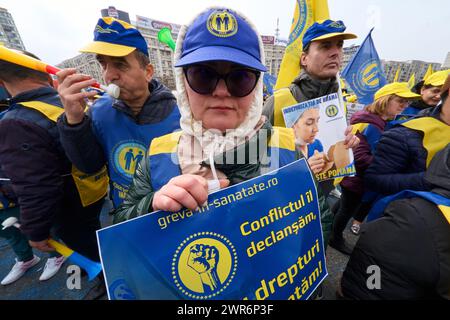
top-left (364, 106), bottom-right (444, 195)
top-left (0, 87), bottom-right (104, 241)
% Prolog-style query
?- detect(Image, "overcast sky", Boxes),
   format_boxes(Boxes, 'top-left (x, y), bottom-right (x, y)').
top-left (1, 0), bottom-right (449, 66)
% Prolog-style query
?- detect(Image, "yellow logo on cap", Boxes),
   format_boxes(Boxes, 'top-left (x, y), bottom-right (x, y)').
top-left (329, 21), bottom-right (344, 29)
top-left (172, 232), bottom-right (237, 299)
top-left (207, 10), bottom-right (238, 38)
top-left (95, 25), bottom-right (119, 34)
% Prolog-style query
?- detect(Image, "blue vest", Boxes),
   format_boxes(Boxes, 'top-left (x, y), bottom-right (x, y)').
top-left (90, 95), bottom-right (181, 207)
top-left (351, 122), bottom-right (383, 153)
top-left (367, 190), bottom-right (450, 224)
top-left (147, 128), bottom-right (297, 192)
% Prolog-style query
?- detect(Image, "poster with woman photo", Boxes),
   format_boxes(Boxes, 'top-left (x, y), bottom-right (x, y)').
top-left (282, 93), bottom-right (356, 181)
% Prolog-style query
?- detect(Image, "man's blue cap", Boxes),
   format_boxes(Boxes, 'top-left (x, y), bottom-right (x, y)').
top-left (80, 17), bottom-right (148, 57)
top-left (302, 19), bottom-right (357, 49)
top-left (175, 8), bottom-right (267, 71)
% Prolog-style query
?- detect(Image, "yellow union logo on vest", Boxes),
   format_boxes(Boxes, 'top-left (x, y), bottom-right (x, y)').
top-left (112, 141), bottom-right (146, 179)
top-left (172, 232), bottom-right (237, 299)
top-left (207, 10), bottom-right (238, 37)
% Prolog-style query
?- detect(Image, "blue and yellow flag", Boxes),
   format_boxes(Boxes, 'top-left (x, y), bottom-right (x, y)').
top-left (423, 64), bottom-right (433, 81)
top-left (393, 66), bottom-right (400, 82)
top-left (341, 28), bottom-right (386, 105)
top-left (407, 73), bottom-right (416, 89)
top-left (274, 0), bottom-right (329, 90)
top-left (263, 73), bottom-right (277, 100)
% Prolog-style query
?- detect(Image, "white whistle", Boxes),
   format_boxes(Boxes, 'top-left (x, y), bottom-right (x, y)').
top-left (1, 217), bottom-right (20, 230)
top-left (101, 83), bottom-right (120, 99)
top-left (207, 180), bottom-right (220, 194)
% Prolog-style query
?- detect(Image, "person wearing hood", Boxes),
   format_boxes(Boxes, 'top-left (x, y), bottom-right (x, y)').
top-left (402, 69), bottom-right (450, 117)
top-left (262, 20), bottom-right (360, 189)
top-left (329, 82), bottom-right (421, 255)
top-left (338, 144), bottom-right (450, 300)
top-left (56, 17), bottom-right (180, 210)
top-left (113, 7), bottom-right (333, 251)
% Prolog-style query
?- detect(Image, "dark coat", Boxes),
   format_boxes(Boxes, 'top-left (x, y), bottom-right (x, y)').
top-left (364, 105), bottom-right (444, 195)
top-left (0, 87), bottom-right (103, 249)
top-left (341, 144), bottom-right (450, 300)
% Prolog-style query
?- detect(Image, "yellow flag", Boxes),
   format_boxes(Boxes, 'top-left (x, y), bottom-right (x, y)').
top-left (393, 66), bottom-right (400, 82)
top-left (423, 64), bottom-right (433, 81)
top-left (274, 0), bottom-right (330, 90)
top-left (407, 73), bottom-right (415, 89)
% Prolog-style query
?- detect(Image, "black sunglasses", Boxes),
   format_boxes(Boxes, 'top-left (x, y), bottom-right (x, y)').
top-left (183, 65), bottom-right (261, 97)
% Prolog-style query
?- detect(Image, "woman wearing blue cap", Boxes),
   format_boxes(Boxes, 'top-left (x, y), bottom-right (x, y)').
top-left (113, 7), bottom-right (333, 250)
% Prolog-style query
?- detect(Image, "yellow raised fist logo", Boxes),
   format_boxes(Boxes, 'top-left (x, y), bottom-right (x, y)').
top-left (187, 244), bottom-right (221, 292)
top-left (172, 232), bottom-right (237, 299)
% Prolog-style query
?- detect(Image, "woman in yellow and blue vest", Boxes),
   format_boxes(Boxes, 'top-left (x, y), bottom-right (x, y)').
top-left (113, 7), bottom-right (333, 247)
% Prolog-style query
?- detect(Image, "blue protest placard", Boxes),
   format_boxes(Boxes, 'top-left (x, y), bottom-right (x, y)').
top-left (97, 158), bottom-right (327, 300)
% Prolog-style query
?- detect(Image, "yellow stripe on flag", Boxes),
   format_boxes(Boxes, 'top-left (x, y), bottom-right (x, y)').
top-left (407, 73), bottom-right (415, 89)
top-left (423, 64), bottom-right (433, 82)
top-left (393, 67), bottom-right (400, 82)
top-left (274, 0), bottom-right (330, 90)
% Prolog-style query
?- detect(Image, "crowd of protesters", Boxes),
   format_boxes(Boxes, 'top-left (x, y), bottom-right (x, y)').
top-left (0, 6), bottom-right (448, 300)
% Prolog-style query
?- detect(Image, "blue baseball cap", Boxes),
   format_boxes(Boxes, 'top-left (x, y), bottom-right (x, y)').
top-left (175, 8), bottom-right (267, 71)
top-left (80, 17), bottom-right (148, 57)
top-left (302, 19), bottom-right (357, 48)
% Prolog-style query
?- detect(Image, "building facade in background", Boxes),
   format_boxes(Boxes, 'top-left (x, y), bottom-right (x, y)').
top-left (261, 35), bottom-right (285, 78)
top-left (382, 60), bottom-right (442, 84)
top-left (56, 53), bottom-right (104, 85)
top-left (135, 15), bottom-right (182, 90)
top-left (340, 45), bottom-right (360, 72)
top-left (0, 7), bottom-right (25, 50)
top-left (101, 6), bottom-right (131, 24)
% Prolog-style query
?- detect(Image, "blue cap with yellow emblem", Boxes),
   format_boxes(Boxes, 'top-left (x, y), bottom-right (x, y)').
top-left (175, 8), bottom-right (267, 71)
top-left (80, 17), bottom-right (148, 57)
top-left (302, 19), bottom-right (357, 49)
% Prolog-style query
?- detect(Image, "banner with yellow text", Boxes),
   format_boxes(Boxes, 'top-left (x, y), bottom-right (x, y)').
top-left (98, 159), bottom-right (327, 300)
